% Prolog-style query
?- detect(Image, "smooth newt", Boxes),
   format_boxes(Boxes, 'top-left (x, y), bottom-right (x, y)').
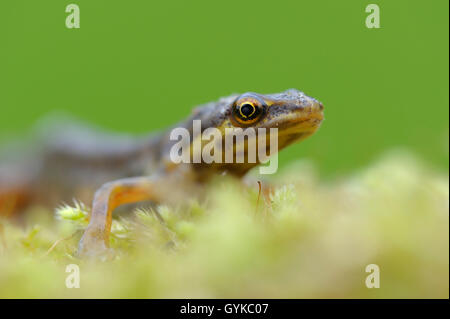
top-left (0, 89), bottom-right (324, 257)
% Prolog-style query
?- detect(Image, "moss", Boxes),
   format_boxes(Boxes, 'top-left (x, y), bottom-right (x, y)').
top-left (0, 151), bottom-right (448, 298)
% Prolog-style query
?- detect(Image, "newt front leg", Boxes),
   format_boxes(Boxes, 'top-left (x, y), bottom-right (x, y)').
top-left (78, 176), bottom-right (161, 258)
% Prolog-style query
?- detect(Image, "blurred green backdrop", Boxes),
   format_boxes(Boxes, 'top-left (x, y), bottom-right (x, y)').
top-left (0, 0), bottom-right (448, 176)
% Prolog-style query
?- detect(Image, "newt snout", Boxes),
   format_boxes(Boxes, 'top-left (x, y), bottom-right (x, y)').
top-left (318, 101), bottom-right (324, 111)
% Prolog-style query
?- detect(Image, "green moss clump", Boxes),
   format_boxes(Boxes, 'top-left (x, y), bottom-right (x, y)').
top-left (0, 151), bottom-right (448, 298)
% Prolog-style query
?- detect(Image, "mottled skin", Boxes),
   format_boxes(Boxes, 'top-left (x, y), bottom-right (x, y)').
top-left (0, 89), bottom-right (324, 257)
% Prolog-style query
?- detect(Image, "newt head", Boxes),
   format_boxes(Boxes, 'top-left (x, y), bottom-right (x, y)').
top-left (179, 89), bottom-right (324, 176)
top-left (231, 89), bottom-right (324, 151)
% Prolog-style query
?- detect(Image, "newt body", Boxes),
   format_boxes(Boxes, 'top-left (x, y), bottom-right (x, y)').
top-left (0, 89), bottom-right (324, 257)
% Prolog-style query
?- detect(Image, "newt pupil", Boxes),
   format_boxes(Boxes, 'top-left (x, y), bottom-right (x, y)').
top-left (240, 104), bottom-right (254, 118)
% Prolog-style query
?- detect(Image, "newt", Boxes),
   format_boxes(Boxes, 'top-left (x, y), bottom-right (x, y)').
top-left (0, 89), bottom-right (324, 257)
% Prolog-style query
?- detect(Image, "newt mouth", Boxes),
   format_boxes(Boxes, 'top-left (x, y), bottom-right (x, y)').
top-left (264, 109), bottom-right (324, 135)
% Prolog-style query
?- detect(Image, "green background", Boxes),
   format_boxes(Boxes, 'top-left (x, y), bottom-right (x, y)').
top-left (1, 0), bottom-right (448, 176)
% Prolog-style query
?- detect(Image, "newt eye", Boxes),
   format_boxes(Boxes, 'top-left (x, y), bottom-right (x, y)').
top-left (231, 95), bottom-right (266, 127)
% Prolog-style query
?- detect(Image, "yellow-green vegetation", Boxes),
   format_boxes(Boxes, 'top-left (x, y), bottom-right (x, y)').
top-left (0, 151), bottom-right (448, 298)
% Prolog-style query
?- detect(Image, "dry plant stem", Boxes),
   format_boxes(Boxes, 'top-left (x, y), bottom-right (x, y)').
top-left (43, 230), bottom-right (82, 257)
top-left (255, 181), bottom-right (262, 215)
